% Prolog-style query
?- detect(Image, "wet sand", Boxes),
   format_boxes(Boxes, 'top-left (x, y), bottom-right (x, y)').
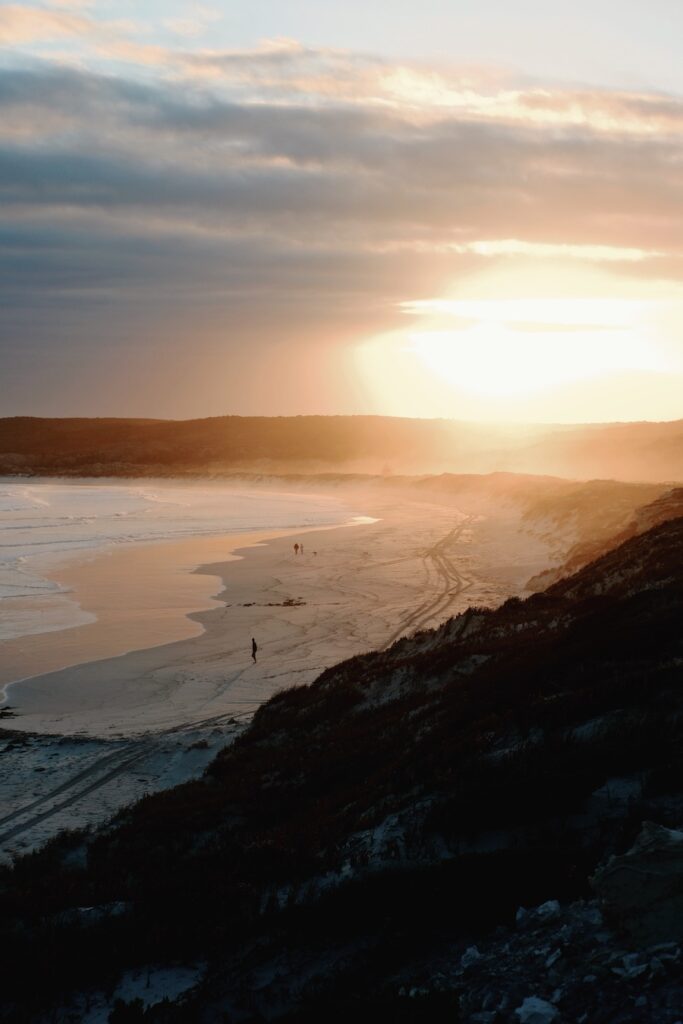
top-left (0, 530), bottom-right (308, 696)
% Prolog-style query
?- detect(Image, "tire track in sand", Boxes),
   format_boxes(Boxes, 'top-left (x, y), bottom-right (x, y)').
top-left (0, 707), bottom-right (248, 847)
top-left (382, 518), bottom-right (474, 648)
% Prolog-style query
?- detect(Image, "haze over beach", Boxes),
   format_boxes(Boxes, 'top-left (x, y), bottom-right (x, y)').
top-left (2, 3), bottom-right (683, 1023)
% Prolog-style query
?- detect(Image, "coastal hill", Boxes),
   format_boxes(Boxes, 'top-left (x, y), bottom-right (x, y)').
top-left (1, 414), bottom-right (683, 481)
top-left (2, 507), bottom-right (683, 1021)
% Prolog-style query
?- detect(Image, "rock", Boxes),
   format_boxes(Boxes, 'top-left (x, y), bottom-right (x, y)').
top-left (514, 995), bottom-right (559, 1023)
top-left (461, 945), bottom-right (482, 968)
top-left (611, 960), bottom-right (647, 979)
top-left (516, 900), bottom-right (560, 926)
top-left (592, 822), bottom-right (683, 946)
top-left (535, 900), bottom-right (561, 921)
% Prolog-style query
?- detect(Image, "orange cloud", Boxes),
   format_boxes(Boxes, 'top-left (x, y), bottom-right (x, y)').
top-left (0, 4), bottom-right (92, 43)
top-left (0, 3), bottom-right (169, 65)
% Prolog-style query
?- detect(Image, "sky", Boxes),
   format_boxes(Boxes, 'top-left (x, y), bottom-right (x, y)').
top-left (1, 0), bottom-right (683, 423)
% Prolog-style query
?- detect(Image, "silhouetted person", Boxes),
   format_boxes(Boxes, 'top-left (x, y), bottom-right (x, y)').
top-left (300, 542), bottom-right (304, 554)
top-left (251, 637), bottom-right (257, 663)
top-left (294, 543), bottom-right (299, 556)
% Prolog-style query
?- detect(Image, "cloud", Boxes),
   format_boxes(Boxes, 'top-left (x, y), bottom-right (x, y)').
top-left (164, 5), bottom-right (223, 39)
top-left (0, 3), bottom-right (170, 66)
top-left (0, 4), bottom-right (93, 43)
top-left (179, 45), bottom-right (683, 137)
top-left (0, 63), bottom-right (681, 262)
top-left (46, 0), bottom-right (96, 9)
top-left (1, 39), bottom-right (682, 415)
top-left (450, 240), bottom-right (662, 263)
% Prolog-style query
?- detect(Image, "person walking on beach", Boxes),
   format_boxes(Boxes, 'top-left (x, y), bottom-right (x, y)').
top-left (294, 543), bottom-right (299, 556)
top-left (300, 542), bottom-right (304, 555)
top-left (251, 637), bottom-right (258, 663)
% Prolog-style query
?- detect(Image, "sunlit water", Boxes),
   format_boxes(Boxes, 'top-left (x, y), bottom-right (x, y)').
top-left (0, 478), bottom-right (352, 643)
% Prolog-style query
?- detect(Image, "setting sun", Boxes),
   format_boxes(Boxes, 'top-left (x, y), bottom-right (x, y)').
top-left (355, 259), bottom-right (683, 422)
top-left (407, 298), bottom-right (663, 398)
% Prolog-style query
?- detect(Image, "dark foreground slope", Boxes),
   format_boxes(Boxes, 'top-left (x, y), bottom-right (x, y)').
top-left (2, 518), bottom-right (683, 1021)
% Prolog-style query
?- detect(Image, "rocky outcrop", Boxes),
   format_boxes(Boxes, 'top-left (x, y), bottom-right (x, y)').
top-left (592, 823), bottom-right (683, 947)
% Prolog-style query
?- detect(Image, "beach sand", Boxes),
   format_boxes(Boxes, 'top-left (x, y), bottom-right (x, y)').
top-left (4, 495), bottom-right (552, 737)
top-left (0, 528), bottom-right (328, 699)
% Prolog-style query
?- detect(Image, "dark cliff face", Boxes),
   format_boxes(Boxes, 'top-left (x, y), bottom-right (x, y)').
top-left (2, 517), bottom-right (683, 1021)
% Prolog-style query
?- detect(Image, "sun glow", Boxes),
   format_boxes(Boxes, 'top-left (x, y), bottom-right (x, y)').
top-left (355, 260), bottom-right (683, 422)
top-left (407, 298), bottom-right (662, 398)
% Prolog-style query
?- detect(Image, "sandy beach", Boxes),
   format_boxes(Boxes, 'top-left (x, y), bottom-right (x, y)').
top-left (4, 493), bottom-right (553, 736)
top-left (0, 526), bottom-right (337, 700)
top-left (0, 489), bottom-right (555, 861)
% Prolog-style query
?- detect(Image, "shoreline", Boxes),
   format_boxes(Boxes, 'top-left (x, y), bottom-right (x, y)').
top-left (2, 496), bottom-right (555, 737)
top-left (1, 518), bottom-right (365, 707)
top-left (0, 476), bottom-right (358, 678)
top-left (2, 517), bottom-right (382, 736)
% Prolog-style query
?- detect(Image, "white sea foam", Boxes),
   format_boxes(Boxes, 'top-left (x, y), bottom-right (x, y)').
top-left (0, 478), bottom-right (350, 641)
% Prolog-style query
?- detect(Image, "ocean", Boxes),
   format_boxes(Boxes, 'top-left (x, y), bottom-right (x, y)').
top-left (0, 478), bottom-right (351, 646)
